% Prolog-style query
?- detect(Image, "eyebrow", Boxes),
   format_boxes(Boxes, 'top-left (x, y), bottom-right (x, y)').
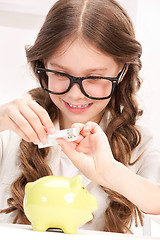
top-left (49, 62), bottom-right (108, 74)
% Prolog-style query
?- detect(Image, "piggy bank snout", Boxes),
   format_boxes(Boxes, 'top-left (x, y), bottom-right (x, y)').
top-left (87, 193), bottom-right (98, 212)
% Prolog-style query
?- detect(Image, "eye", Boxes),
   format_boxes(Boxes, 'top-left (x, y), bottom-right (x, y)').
top-left (55, 71), bottom-right (66, 75)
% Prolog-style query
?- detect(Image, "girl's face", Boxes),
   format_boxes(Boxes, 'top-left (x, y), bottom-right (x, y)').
top-left (45, 38), bottom-right (123, 129)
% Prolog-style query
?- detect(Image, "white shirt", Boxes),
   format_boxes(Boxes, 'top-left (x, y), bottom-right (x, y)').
top-left (0, 115), bottom-right (160, 235)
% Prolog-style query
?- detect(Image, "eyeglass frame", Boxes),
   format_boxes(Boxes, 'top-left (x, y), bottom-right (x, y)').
top-left (35, 63), bottom-right (127, 100)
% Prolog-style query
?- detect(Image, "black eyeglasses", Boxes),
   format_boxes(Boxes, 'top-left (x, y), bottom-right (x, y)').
top-left (35, 63), bottom-right (127, 100)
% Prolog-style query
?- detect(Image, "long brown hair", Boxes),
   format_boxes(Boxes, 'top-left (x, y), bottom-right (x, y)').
top-left (1, 0), bottom-right (143, 233)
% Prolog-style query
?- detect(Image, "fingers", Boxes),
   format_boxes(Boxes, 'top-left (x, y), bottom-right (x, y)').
top-left (17, 101), bottom-right (52, 144)
top-left (9, 117), bottom-right (32, 142)
top-left (57, 138), bottom-right (79, 162)
top-left (72, 121), bottom-right (99, 138)
top-left (71, 123), bottom-right (85, 143)
top-left (17, 99), bottom-right (54, 143)
top-left (71, 123), bottom-right (85, 133)
top-left (9, 108), bottom-right (42, 144)
top-left (1, 98), bottom-right (55, 144)
top-left (28, 99), bottom-right (54, 134)
top-left (84, 121), bottom-right (99, 133)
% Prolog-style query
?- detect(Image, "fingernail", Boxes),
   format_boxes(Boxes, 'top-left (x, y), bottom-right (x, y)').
top-left (42, 137), bottom-right (48, 144)
top-left (50, 128), bottom-right (55, 134)
top-left (85, 125), bottom-right (89, 130)
top-left (34, 139), bottom-right (40, 145)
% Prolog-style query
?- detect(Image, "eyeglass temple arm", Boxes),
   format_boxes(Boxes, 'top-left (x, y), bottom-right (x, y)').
top-left (117, 64), bottom-right (127, 84)
top-left (35, 60), bottom-right (44, 72)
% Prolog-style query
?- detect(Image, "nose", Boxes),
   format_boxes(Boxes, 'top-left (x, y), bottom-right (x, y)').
top-left (66, 82), bottom-right (85, 99)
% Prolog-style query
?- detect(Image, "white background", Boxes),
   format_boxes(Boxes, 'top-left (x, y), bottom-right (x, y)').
top-left (0, 0), bottom-right (160, 237)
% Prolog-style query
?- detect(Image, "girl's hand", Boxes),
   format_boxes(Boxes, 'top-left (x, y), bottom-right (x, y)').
top-left (57, 121), bottom-right (117, 186)
top-left (0, 98), bottom-right (55, 144)
top-left (58, 122), bottom-right (160, 215)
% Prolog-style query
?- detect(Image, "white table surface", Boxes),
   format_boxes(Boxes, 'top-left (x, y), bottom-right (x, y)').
top-left (0, 223), bottom-right (160, 240)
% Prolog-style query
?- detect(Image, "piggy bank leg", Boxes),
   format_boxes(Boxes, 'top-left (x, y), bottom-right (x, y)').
top-left (32, 222), bottom-right (48, 232)
top-left (62, 225), bottom-right (78, 234)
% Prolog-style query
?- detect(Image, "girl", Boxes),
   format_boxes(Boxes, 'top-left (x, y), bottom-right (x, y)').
top-left (0, 0), bottom-right (160, 235)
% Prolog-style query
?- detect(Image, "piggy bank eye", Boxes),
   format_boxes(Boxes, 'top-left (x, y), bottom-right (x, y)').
top-left (82, 187), bottom-right (87, 192)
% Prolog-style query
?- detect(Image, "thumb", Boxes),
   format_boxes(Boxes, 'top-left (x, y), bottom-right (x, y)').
top-left (57, 138), bottom-right (79, 161)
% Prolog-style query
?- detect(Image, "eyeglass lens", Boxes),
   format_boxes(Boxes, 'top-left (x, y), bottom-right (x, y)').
top-left (42, 71), bottom-right (113, 98)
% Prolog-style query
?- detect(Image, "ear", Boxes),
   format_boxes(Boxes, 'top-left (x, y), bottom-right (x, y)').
top-left (25, 182), bottom-right (33, 193)
top-left (118, 64), bottom-right (128, 84)
top-left (70, 175), bottom-right (83, 195)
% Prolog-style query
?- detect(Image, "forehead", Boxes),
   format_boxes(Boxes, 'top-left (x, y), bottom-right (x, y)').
top-left (46, 38), bottom-right (118, 72)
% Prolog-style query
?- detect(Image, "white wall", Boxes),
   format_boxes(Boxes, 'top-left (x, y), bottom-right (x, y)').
top-left (0, 0), bottom-right (160, 236)
top-left (0, 0), bottom-right (55, 103)
top-left (136, 0), bottom-right (160, 144)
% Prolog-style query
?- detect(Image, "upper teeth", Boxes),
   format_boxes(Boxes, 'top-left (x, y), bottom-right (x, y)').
top-left (68, 103), bottom-right (90, 108)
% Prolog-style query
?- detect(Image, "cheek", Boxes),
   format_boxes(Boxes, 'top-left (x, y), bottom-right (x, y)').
top-left (49, 94), bottom-right (60, 106)
top-left (94, 99), bottom-right (111, 111)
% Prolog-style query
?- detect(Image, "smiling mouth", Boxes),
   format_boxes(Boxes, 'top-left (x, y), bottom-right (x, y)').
top-left (67, 103), bottom-right (91, 108)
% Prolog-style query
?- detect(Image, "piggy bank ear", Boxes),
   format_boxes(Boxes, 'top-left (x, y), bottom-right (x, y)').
top-left (70, 175), bottom-right (83, 195)
top-left (25, 182), bottom-right (33, 193)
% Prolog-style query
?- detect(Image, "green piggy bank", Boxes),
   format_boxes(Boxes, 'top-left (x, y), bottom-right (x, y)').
top-left (23, 175), bottom-right (98, 234)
